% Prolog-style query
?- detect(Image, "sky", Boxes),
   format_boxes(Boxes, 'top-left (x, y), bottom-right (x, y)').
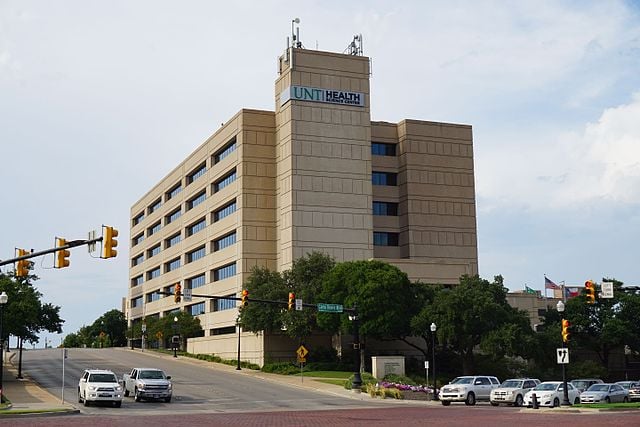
top-left (1, 0), bottom-right (639, 348)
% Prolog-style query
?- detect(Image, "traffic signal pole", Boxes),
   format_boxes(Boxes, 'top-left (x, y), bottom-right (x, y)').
top-left (0, 237), bottom-right (104, 267)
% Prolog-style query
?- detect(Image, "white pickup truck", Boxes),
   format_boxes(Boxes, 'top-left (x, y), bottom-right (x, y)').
top-left (122, 368), bottom-right (172, 402)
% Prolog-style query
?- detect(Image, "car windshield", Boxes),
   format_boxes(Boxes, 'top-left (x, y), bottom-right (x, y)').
top-left (572, 381), bottom-right (592, 389)
top-left (451, 377), bottom-right (474, 385)
top-left (617, 382), bottom-right (632, 389)
top-left (588, 384), bottom-right (609, 392)
top-left (89, 373), bottom-right (118, 383)
top-left (501, 380), bottom-right (523, 388)
top-left (140, 370), bottom-right (165, 379)
top-left (534, 383), bottom-right (559, 391)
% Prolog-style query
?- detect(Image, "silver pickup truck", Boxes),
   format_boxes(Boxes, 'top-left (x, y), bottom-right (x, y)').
top-left (122, 368), bottom-right (172, 402)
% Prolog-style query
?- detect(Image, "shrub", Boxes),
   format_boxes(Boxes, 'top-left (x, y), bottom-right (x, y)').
top-left (382, 373), bottom-right (417, 385)
top-left (261, 362), bottom-right (300, 375)
top-left (344, 372), bottom-right (376, 390)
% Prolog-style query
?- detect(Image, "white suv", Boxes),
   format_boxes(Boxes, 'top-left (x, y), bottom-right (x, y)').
top-left (78, 369), bottom-right (123, 407)
top-left (440, 375), bottom-right (500, 406)
top-left (490, 378), bottom-right (540, 407)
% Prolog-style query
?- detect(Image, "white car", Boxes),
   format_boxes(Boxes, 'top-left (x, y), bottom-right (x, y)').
top-left (580, 383), bottom-right (629, 404)
top-left (490, 378), bottom-right (540, 407)
top-left (78, 369), bottom-right (123, 407)
top-left (440, 376), bottom-right (500, 406)
top-left (523, 381), bottom-right (580, 407)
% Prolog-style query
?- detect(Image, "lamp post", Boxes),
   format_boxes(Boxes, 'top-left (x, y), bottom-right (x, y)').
top-left (0, 291), bottom-right (8, 404)
top-left (556, 300), bottom-right (570, 406)
top-left (236, 316), bottom-right (242, 370)
top-left (173, 316), bottom-right (178, 358)
top-left (349, 305), bottom-right (362, 392)
top-left (430, 322), bottom-right (438, 400)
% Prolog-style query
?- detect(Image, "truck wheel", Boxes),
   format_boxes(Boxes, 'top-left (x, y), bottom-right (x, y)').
top-left (465, 392), bottom-right (476, 406)
top-left (78, 388), bottom-right (82, 403)
top-left (490, 401), bottom-right (499, 406)
top-left (553, 397), bottom-right (560, 407)
top-left (124, 388), bottom-right (129, 397)
top-left (114, 401), bottom-right (122, 408)
top-left (515, 395), bottom-right (523, 407)
top-left (441, 400), bottom-right (451, 406)
top-left (83, 393), bottom-right (90, 407)
top-left (134, 388), bottom-right (141, 402)
top-left (164, 396), bottom-right (171, 403)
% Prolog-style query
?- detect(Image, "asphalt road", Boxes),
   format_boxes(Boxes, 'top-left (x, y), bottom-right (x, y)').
top-left (18, 347), bottom-right (384, 415)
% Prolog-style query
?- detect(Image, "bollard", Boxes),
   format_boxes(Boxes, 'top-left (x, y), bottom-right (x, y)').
top-left (532, 393), bottom-right (539, 409)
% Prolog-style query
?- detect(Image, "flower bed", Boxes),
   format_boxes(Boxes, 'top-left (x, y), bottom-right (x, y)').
top-left (371, 381), bottom-right (437, 400)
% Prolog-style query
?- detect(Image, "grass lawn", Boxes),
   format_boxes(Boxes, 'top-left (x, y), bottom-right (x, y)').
top-left (573, 402), bottom-right (640, 409)
top-left (300, 371), bottom-right (352, 379)
top-left (315, 379), bottom-right (348, 386)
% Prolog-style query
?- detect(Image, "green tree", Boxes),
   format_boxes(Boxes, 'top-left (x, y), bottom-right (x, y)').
top-left (91, 309), bottom-right (127, 347)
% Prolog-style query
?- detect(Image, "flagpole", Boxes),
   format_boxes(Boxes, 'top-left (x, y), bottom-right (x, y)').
top-left (561, 281), bottom-right (566, 303)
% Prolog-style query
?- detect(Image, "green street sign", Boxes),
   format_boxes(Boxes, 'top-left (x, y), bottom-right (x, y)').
top-left (317, 303), bottom-right (343, 313)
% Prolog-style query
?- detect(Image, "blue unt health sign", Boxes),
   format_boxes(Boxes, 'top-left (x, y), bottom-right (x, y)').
top-left (280, 85), bottom-right (365, 107)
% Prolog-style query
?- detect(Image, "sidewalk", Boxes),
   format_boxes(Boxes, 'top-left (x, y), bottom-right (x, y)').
top-left (0, 351), bottom-right (78, 417)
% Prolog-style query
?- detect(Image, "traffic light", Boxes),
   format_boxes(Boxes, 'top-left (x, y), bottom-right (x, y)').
top-left (288, 292), bottom-right (295, 311)
top-left (585, 280), bottom-right (596, 304)
top-left (174, 283), bottom-right (182, 303)
top-left (54, 238), bottom-right (70, 269)
top-left (102, 225), bottom-right (119, 259)
top-left (561, 319), bottom-right (570, 343)
top-left (241, 289), bottom-right (249, 307)
top-left (15, 248), bottom-right (29, 277)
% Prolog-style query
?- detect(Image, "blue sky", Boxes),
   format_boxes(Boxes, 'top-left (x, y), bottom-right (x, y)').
top-left (1, 1), bottom-right (639, 346)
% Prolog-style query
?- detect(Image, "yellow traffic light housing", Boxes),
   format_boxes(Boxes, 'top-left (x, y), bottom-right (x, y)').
top-left (54, 238), bottom-right (70, 269)
top-left (174, 283), bottom-right (182, 303)
top-left (102, 226), bottom-right (118, 259)
top-left (585, 280), bottom-right (596, 304)
top-left (241, 289), bottom-right (249, 307)
top-left (15, 248), bottom-right (29, 277)
top-left (288, 292), bottom-right (295, 311)
top-left (561, 319), bottom-right (570, 343)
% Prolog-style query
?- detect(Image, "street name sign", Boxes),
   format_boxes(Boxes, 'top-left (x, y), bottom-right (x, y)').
top-left (317, 303), bottom-right (343, 313)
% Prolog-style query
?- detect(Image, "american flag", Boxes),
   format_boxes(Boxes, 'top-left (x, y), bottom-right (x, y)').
top-left (545, 276), bottom-right (560, 290)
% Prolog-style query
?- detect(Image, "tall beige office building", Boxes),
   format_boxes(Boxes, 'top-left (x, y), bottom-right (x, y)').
top-left (127, 42), bottom-right (478, 364)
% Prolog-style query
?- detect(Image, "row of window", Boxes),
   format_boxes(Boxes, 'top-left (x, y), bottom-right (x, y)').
top-left (132, 198), bottom-right (237, 248)
top-left (132, 138), bottom-right (238, 227)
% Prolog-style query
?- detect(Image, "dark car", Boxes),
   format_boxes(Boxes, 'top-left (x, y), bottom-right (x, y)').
top-left (571, 378), bottom-right (603, 393)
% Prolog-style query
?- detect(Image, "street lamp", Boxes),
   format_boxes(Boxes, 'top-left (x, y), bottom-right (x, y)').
top-left (0, 291), bottom-right (8, 404)
top-left (556, 300), bottom-right (570, 406)
top-left (430, 322), bottom-right (438, 400)
top-left (236, 316), bottom-right (242, 370)
top-left (173, 316), bottom-right (179, 358)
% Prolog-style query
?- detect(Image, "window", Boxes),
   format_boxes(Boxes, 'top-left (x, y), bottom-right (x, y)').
top-left (166, 283), bottom-right (177, 295)
top-left (213, 231), bottom-right (236, 251)
top-left (165, 257), bottom-right (181, 272)
top-left (147, 266), bottom-right (161, 280)
top-left (186, 245), bottom-right (206, 263)
top-left (131, 275), bottom-right (144, 287)
top-left (166, 182), bottom-right (182, 200)
top-left (148, 198), bottom-right (162, 214)
top-left (165, 208), bottom-right (182, 225)
top-left (372, 172), bottom-right (397, 186)
top-left (373, 201), bottom-right (399, 216)
top-left (132, 253), bottom-right (144, 267)
top-left (213, 169), bottom-right (237, 192)
top-left (187, 302), bottom-right (206, 316)
top-left (213, 295), bottom-right (236, 311)
top-left (148, 221), bottom-right (161, 236)
top-left (132, 212), bottom-right (145, 226)
top-left (165, 232), bottom-right (182, 249)
top-left (187, 190), bottom-right (207, 211)
top-left (214, 138), bottom-right (237, 164)
top-left (213, 200), bottom-right (236, 222)
top-left (131, 296), bottom-right (143, 308)
top-left (373, 232), bottom-right (399, 246)
top-left (147, 244), bottom-right (161, 258)
top-left (187, 273), bottom-right (206, 289)
top-left (186, 217), bottom-right (206, 237)
top-left (187, 162), bottom-right (207, 184)
top-left (213, 263), bottom-right (236, 281)
top-left (210, 326), bottom-right (236, 335)
top-left (146, 291), bottom-right (162, 303)
top-left (371, 142), bottom-right (396, 156)
top-left (132, 233), bottom-right (144, 247)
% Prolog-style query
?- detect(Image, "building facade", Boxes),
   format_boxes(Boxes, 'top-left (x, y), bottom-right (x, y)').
top-left (127, 46), bottom-right (478, 365)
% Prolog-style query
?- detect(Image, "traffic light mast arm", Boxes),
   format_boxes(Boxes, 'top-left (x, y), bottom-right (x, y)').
top-left (0, 237), bottom-right (103, 267)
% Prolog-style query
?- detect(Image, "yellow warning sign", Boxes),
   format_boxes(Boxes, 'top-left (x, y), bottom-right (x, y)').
top-left (296, 345), bottom-right (308, 359)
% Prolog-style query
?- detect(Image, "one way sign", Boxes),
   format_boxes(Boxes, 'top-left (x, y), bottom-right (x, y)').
top-left (557, 348), bottom-right (569, 364)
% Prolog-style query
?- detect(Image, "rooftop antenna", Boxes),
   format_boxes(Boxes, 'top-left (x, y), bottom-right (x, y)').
top-left (291, 18), bottom-right (302, 48)
top-left (345, 34), bottom-right (363, 56)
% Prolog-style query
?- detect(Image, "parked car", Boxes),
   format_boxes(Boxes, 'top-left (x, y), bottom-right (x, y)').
top-left (122, 368), bottom-right (172, 402)
top-left (78, 369), bottom-right (123, 407)
top-left (490, 378), bottom-right (540, 407)
top-left (580, 383), bottom-right (629, 404)
top-left (571, 378), bottom-right (603, 393)
top-left (615, 381), bottom-right (636, 390)
top-left (523, 381), bottom-right (580, 407)
top-left (439, 375), bottom-right (500, 406)
top-left (628, 382), bottom-right (640, 401)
